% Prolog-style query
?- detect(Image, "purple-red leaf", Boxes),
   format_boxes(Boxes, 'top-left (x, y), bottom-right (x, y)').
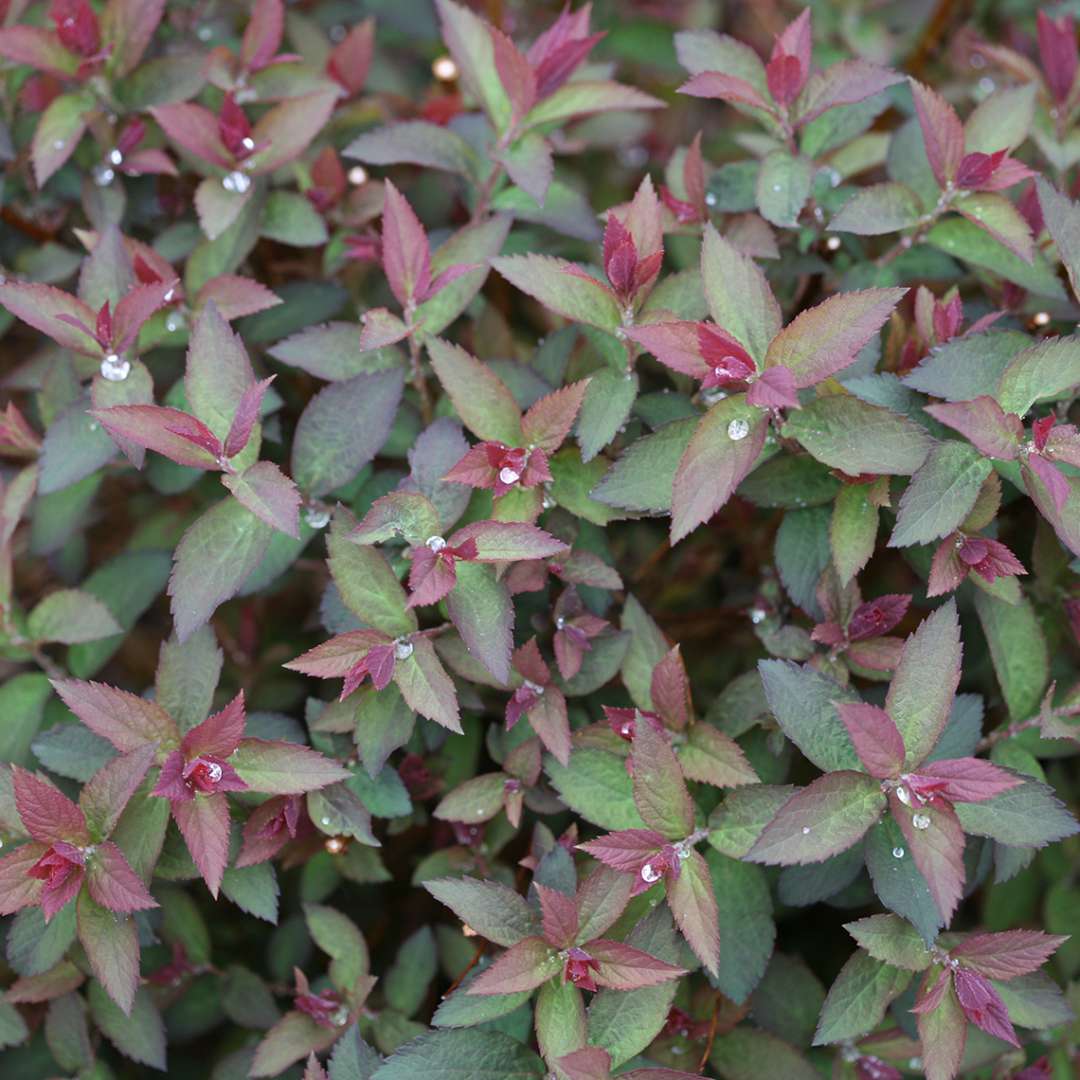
top-left (952, 930), bottom-right (1069, 980)
top-left (890, 792), bottom-right (966, 924)
top-left (953, 967), bottom-right (1019, 1047)
top-left (466, 936), bottom-right (560, 995)
top-left (381, 180), bottom-right (431, 310)
top-left (910, 78), bottom-right (965, 188)
top-left (836, 701), bottom-right (905, 779)
top-left (90, 405), bottom-right (222, 469)
top-left (587, 938), bottom-right (687, 990)
top-left (13, 766), bottom-right (89, 846)
top-left (84, 841), bottom-right (157, 914)
top-left (172, 792), bottom-right (231, 898)
top-left (51, 678), bottom-right (179, 753)
top-left (665, 847), bottom-right (719, 975)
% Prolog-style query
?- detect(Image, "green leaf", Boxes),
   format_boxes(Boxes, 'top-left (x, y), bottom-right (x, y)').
top-left (1037, 176), bottom-right (1080, 304)
top-left (545, 750), bottom-right (646, 831)
top-left (305, 903), bottom-right (370, 990)
top-left (168, 497), bottom-right (274, 642)
top-left (268, 322), bottom-right (404, 382)
top-left (756, 151), bottom-right (813, 227)
top-left (844, 914), bottom-right (930, 971)
top-left (954, 191), bottom-right (1033, 262)
top-left (426, 338), bottom-right (521, 445)
top-left (344, 121), bottom-right (481, 181)
top-left (393, 637), bottom-right (461, 733)
top-left (534, 979), bottom-right (585, 1067)
top-left (758, 660), bottom-right (862, 772)
top-left (707, 849), bottom-right (775, 1003)
top-left (87, 980), bottom-right (165, 1068)
top-left (708, 785), bottom-right (796, 858)
top-left (385, 926), bottom-right (436, 1019)
top-left (424, 877), bottom-right (540, 948)
top-left (371, 1028), bottom-right (546, 1078)
top-left (954, 779), bottom-right (1079, 848)
top-left (446, 562), bottom-right (512, 685)
top-left (330, 1023), bottom-right (383, 1080)
top-left (811, 950), bottom-right (911, 1045)
top-left (619, 593), bottom-right (670, 711)
top-left (864, 817), bottom-right (943, 944)
top-left (250, 1010), bottom-right (339, 1077)
top-left (709, 1026), bottom-right (819, 1080)
top-left (491, 255), bottom-right (621, 331)
top-left (576, 368), bottom-right (638, 463)
top-left (631, 716), bottom-right (694, 839)
top-left (222, 862), bottom-right (279, 923)
top-left (903, 330), bottom-right (1028, 402)
top-left (6, 904), bottom-right (76, 977)
top-left (435, 0), bottom-right (511, 132)
top-left (261, 191), bottom-right (328, 247)
top-left (700, 224), bottom-right (781, 362)
top-left (775, 506), bottom-right (832, 618)
top-left (292, 369), bottom-right (405, 496)
top-left (995, 334), bottom-right (1080, 416)
top-left (592, 417), bottom-right (695, 513)
top-left (0, 999), bottom-right (29, 1051)
top-left (77, 893), bottom-right (140, 1015)
top-left (155, 626), bottom-right (223, 734)
top-left (747, 771), bottom-right (886, 865)
top-left (973, 591), bottom-right (1048, 721)
top-left (28, 589), bottom-right (121, 645)
top-left (549, 448), bottom-right (620, 527)
top-left (830, 182), bottom-right (923, 234)
top-left (0, 673), bottom-right (51, 767)
top-left (32, 90), bottom-right (93, 186)
top-left (783, 395), bottom-right (933, 475)
top-left (889, 441), bottom-right (992, 547)
top-left (830, 483), bottom-right (879, 585)
top-left (327, 526), bottom-right (416, 637)
top-left (887, 599), bottom-right (961, 768)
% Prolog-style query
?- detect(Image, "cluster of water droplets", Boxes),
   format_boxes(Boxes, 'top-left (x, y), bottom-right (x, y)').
top-left (223, 170), bottom-right (252, 194)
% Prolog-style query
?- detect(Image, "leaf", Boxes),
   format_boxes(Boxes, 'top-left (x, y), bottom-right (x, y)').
top-left (425, 877), bottom-right (539, 948)
top-left (995, 334), bottom-right (1080, 416)
top-left (467, 937), bottom-right (560, 995)
top-left (221, 861), bottom-right (279, 923)
top-left (491, 255), bottom-right (621, 331)
top-left (886, 600), bottom-right (962, 768)
top-left (973, 591), bottom-right (1048, 721)
top-left (830, 182), bottom-right (923, 234)
top-left (292, 369), bottom-right (405, 496)
top-left (250, 1010), bottom-right (340, 1078)
top-left (915, 977), bottom-right (966, 1080)
top-left (756, 151), bottom-right (812, 227)
top-left (909, 78), bottom-right (964, 187)
top-left (327, 527), bottom-right (416, 638)
top-left (230, 739), bottom-right (350, 794)
top-left (678, 724), bottom-right (759, 788)
top-left (522, 79), bottom-right (662, 128)
top-left (0, 282), bottom-right (98, 354)
top-left (952, 930), bottom-right (1067, 979)
top-left (836, 702), bottom-right (905, 780)
top-left (245, 91), bottom-right (338, 175)
top-left (534, 979), bottom-right (585, 1068)
top-left (747, 771), bottom-right (885, 865)
top-left (954, 192), bottom-right (1033, 262)
top-left (812, 950), bottom-right (911, 1045)
top-left (671, 395), bottom-right (766, 543)
top-left (700, 225), bottom-right (781, 362)
top-left (344, 121), bottom-right (480, 180)
top-left (222, 460), bottom-right (301, 538)
top-left (546, 750), bottom-right (646, 832)
top-left (666, 848), bottom-right (719, 975)
top-left (953, 778), bottom-right (1079, 848)
top-left (172, 793), bottom-right (231, 898)
top-left (903, 330), bottom-right (1029, 402)
top-left (168, 497), bottom-right (274, 642)
top-left (87, 979), bottom-right (165, 1068)
top-left (77, 893), bottom-right (141, 1016)
top-left (426, 338), bottom-right (521, 445)
top-left (370, 1028), bottom-right (546, 1078)
top-left (33, 90), bottom-right (93, 186)
top-left (393, 637), bottom-right (462, 734)
top-left (708, 1027), bottom-right (819, 1080)
top-left (435, 0), bottom-right (511, 132)
top-left (79, 745), bottom-right (156, 839)
top-left (889, 441), bottom-right (992, 547)
top-left (892, 796), bottom-right (966, 924)
top-left (52, 678), bottom-right (177, 753)
top-left (84, 841), bottom-right (157, 914)
top-left (758, 660), bottom-right (862, 772)
top-left (631, 720), bottom-right (694, 840)
top-left (830, 483), bottom-right (878, 585)
top-left (783, 395), bottom-right (932, 475)
top-left (844, 914), bottom-right (930, 971)
top-left (592, 417), bottom-right (696, 514)
top-left (305, 903), bottom-right (370, 990)
top-left (1037, 176), bottom-right (1080, 303)
top-left (268, 323), bottom-right (403, 382)
top-left (27, 589), bottom-right (121, 645)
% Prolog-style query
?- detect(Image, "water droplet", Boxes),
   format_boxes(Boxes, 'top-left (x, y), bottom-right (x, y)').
top-left (912, 813), bottom-right (931, 830)
top-left (331, 1006), bottom-right (349, 1027)
top-left (304, 506), bottom-right (330, 529)
top-left (241, 136), bottom-right (255, 152)
top-left (749, 607), bottom-right (767, 624)
top-left (640, 863), bottom-right (661, 883)
top-left (523, 680), bottom-right (545, 696)
top-left (801, 826), bottom-right (811, 835)
top-left (348, 165), bottom-right (368, 186)
top-left (978, 76), bottom-right (995, 94)
top-left (222, 170), bottom-right (251, 194)
top-left (394, 639), bottom-right (414, 661)
top-left (498, 466), bottom-right (520, 485)
top-left (704, 191), bottom-right (717, 207)
top-left (165, 313), bottom-right (184, 333)
top-left (100, 354), bottom-right (130, 382)
top-left (320, 816), bottom-right (331, 827)
top-left (205, 762), bottom-right (222, 783)
top-left (53, 139), bottom-right (65, 150)
top-left (426, 535), bottom-right (447, 552)
top-left (432, 55), bottom-right (458, 81)
top-left (772, 183), bottom-right (782, 192)
top-left (892, 846), bottom-right (905, 859)
top-left (727, 417), bottom-right (750, 441)
top-left (163, 287), bottom-right (175, 303)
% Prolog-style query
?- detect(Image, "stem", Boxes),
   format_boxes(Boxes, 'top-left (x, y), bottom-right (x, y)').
top-left (32, 648), bottom-right (66, 681)
top-left (471, 161), bottom-right (505, 223)
top-left (406, 307), bottom-right (433, 425)
top-left (976, 715), bottom-right (1040, 752)
top-left (875, 186), bottom-right (955, 268)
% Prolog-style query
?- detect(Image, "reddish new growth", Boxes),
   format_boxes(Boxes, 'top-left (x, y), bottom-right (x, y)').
top-left (445, 441), bottom-right (552, 497)
top-left (293, 969), bottom-right (347, 1029)
top-left (562, 946), bottom-right (600, 992)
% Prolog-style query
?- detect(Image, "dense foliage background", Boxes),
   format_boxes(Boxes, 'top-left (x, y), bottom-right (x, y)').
top-left (0, 1), bottom-right (1079, 1078)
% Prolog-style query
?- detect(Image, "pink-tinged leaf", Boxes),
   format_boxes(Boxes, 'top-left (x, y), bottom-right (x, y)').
top-left (747, 365), bottom-right (799, 408)
top-left (224, 376), bottom-right (274, 459)
top-left (952, 930), bottom-right (1069, 980)
top-left (393, 636), bottom-right (463, 733)
top-left (172, 792), bottom-right (231, 898)
top-left (677, 71), bottom-right (775, 112)
top-left (924, 397), bottom-right (1022, 460)
top-left (112, 280), bottom-right (177, 353)
top-left (358, 307), bottom-right (412, 350)
top-left (848, 594), bottom-right (911, 641)
top-left (328, 17), bottom-right (374, 95)
top-left (229, 739), bottom-right (351, 795)
top-left (886, 599), bottom-right (962, 769)
top-left (491, 254), bottom-right (622, 332)
top-left (4, 961), bottom-right (85, 1004)
top-left (651, 647), bottom-right (691, 731)
top-left (524, 685), bottom-right (572, 767)
top-left (631, 717), bottom-right (694, 840)
top-left (535, 883), bottom-right (578, 948)
top-left (490, 26), bottom-right (537, 127)
top-left (100, 0), bottom-right (167, 76)
top-left (747, 771), bottom-right (886, 865)
top-left (150, 102), bottom-right (232, 168)
top-left (666, 847), bottom-right (719, 975)
top-left (79, 744), bottom-right (156, 839)
top-left (764, 287), bottom-right (907, 387)
top-left (303, 1052), bottom-right (329, 1080)
top-left (246, 91), bottom-right (340, 176)
top-left (90, 405), bottom-right (222, 469)
top-left (557, 1047), bottom-right (612, 1080)
top-left (467, 936), bottom-right (560, 995)
top-left (587, 938), bottom-right (687, 990)
top-left (907, 758), bottom-right (1021, 803)
top-left (182, 691), bottom-right (245, 759)
top-left (521, 380), bottom-right (590, 454)
top-left (76, 892), bottom-right (141, 1015)
top-left (240, 0), bottom-right (283, 70)
top-left (953, 967), bottom-right (1019, 1047)
top-left (796, 60), bottom-right (903, 125)
top-left (1027, 453), bottom-right (1071, 513)
top-left (13, 766), bottom-right (88, 846)
top-left (499, 131), bottom-right (554, 205)
top-left (0, 843), bottom-right (49, 916)
top-left (1038, 11), bottom-right (1079, 104)
top-left (284, 631), bottom-right (390, 680)
top-left (836, 702), bottom-right (905, 779)
top-left (890, 792), bottom-right (965, 924)
top-left (453, 520), bottom-right (568, 562)
top-left (222, 461), bottom-right (302, 538)
top-left (195, 275), bottom-right (281, 321)
top-left (0, 282), bottom-right (98, 354)
top-left (0, 26), bottom-right (80, 78)
top-left (575, 864), bottom-right (634, 942)
top-left (577, 828), bottom-right (666, 873)
top-left (671, 395), bottom-right (766, 543)
top-left (910, 78), bottom-right (965, 188)
top-left (625, 321), bottom-right (711, 380)
top-left (914, 973), bottom-right (966, 1080)
top-left (51, 678), bottom-right (179, 753)
top-left (84, 841), bottom-right (157, 914)
top-left (33, 90), bottom-right (92, 186)
top-left (381, 180), bottom-right (432, 310)
top-left (677, 724), bottom-right (759, 788)
top-left (426, 337), bottom-right (522, 445)
top-left (408, 547), bottom-right (459, 608)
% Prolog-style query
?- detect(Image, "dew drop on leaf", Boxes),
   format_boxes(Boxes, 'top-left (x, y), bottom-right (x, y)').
top-left (892, 846), bottom-right (905, 859)
top-left (727, 417), bottom-right (750, 441)
top-left (912, 813), bottom-right (931, 830)
top-left (640, 862), bottom-right (661, 883)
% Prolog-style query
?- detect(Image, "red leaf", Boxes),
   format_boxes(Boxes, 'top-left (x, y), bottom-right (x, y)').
top-left (953, 930), bottom-right (1069, 980)
top-left (222, 461), bottom-right (302, 539)
top-left (112, 279), bottom-right (177, 353)
top-left (327, 18), bottom-right (374, 95)
top-left (182, 691), bottom-right (246, 760)
top-left (535, 883), bottom-right (578, 948)
top-left (665, 847), bottom-right (719, 975)
top-left (150, 102), bottom-right (232, 168)
top-left (909, 78), bottom-right (965, 188)
top-left (908, 757), bottom-right (1022, 803)
top-left (224, 375), bottom-right (275, 459)
top-left (0, 843), bottom-right (50, 916)
top-left (466, 936), bottom-right (558, 995)
top-left (240, 0), bottom-right (283, 71)
top-left (747, 364), bottom-right (799, 408)
top-left (521, 380), bottom-right (590, 453)
top-left (953, 967), bottom-right (1019, 1046)
top-left (490, 26), bottom-right (537, 126)
top-left (407, 546), bottom-right (459, 608)
top-left (172, 792), bottom-right (231, 898)
top-left (0, 282), bottom-right (98, 355)
top-left (283, 631), bottom-right (390, 679)
top-left (195, 275), bottom-right (280, 320)
top-left (678, 71), bottom-right (775, 113)
top-left (890, 792), bottom-right (965, 924)
top-left (51, 678), bottom-right (179, 752)
top-left (1037, 11), bottom-right (1079, 104)
top-left (13, 765), bottom-right (88, 845)
top-left (84, 841), bottom-right (157, 913)
top-left (381, 180), bottom-right (431, 310)
top-left (924, 398), bottom-right (1023, 460)
top-left (650, 646), bottom-right (691, 730)
top-left (836, 701), bottom-right (905, 779)
top-left (586, 938), bottom-right (686, 990)
top-left (577, 828), bottom-right (666, 873)
top-left (90, 405), bottom-right (223, 469)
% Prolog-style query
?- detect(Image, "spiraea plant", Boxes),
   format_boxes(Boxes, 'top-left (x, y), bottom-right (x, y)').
top-left (0, 0), bottom-right (1078, 1077)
